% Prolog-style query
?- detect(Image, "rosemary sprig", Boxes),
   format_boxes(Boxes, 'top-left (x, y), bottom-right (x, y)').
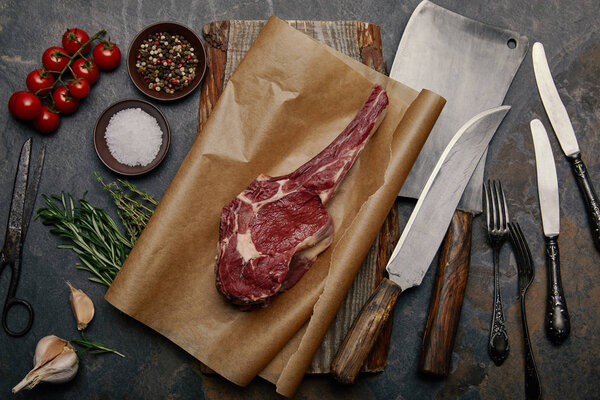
top-left (72, 331), bottom-right (125, 358)
top-left (35, 192), bottom-right (134, 287)
top-left (95, 172), bottom-right (158, 242)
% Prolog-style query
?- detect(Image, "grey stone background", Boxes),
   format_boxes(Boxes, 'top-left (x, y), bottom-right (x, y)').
top-left (0, 0), bottom-right (599, 399)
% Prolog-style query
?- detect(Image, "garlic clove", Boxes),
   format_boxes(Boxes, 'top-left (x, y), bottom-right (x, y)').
top-left (33, 334), bottom-right (67, 368)
top-left (67, 281), bottom-right (95, 330)
top-left (13, 335), bottom-right (79, 393)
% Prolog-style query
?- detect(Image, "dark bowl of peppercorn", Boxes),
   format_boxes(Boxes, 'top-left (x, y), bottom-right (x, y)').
top-left (127, 22), bottom-right (206, 101)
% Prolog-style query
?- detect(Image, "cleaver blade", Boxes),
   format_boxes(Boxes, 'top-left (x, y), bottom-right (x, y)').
top-left (391, 0), bottom-right (528, 210)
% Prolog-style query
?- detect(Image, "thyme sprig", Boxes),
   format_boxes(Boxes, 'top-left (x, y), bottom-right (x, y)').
top-left (95, 172), bottom-right (158, 242)
top-left (72, 331), bottom-right (125, 358)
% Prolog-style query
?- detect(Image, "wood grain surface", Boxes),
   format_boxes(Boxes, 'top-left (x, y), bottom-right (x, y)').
top-left (330, 278), bottom-right (402, 384)
top-left (196, 19), bottom-right (399, 374)
top-left (419, 209), bottom-right (473, 376)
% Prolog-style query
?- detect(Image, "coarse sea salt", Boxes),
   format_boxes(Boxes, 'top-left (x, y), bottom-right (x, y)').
top-left (105, 108), bottom-right (163, 167)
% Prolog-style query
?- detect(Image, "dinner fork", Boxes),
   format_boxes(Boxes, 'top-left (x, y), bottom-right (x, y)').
top-left (483, 179), bottom-right (509, 365)
top-left (509, 222), bottom-right (542, 400)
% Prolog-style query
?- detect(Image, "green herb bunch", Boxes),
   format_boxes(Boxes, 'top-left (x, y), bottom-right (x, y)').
top-left (35, 174), bottom-right (158, 287)
top-left (95, 172), bottom-right (158, 242)
top-left (36, 192), bottom-right (134, 287)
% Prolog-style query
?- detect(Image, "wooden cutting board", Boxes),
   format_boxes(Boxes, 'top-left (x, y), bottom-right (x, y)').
top-left (196, 19), bottom-right (399, 374)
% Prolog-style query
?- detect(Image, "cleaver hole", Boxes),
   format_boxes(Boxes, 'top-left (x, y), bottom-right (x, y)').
top-left (507, 38), bottom-right (517, 49)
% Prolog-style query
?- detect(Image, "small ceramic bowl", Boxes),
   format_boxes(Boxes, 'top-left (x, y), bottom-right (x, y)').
top-left (94, 99), bottom-right (170, 176)
top-left (127, 21), bottom-right (207, 101)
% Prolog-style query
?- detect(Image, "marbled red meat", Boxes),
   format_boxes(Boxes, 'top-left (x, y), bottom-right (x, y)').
top-left (216, 85), bottom-right (388, 306)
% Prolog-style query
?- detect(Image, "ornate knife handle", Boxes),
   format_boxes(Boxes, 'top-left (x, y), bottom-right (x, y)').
top-left (544, 236), bottom-right (570, 344)
top-left (568, 154), bottom-right (600, 252)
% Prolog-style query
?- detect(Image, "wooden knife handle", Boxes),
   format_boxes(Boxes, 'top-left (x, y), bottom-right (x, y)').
top-left (331, 278), bottom-right (402, 384)
top-left (544, 236), bottom-right (570, 344)
top-left (567, 154), bottom-right (600, 252)
top-left (419, 209), bottom-right (473, 377)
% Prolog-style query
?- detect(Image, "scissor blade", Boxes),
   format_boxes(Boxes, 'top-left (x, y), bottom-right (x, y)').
top-left (6, 139), bottom-right (32, 243)
top-left (21, 144), bottom-right (45, 241)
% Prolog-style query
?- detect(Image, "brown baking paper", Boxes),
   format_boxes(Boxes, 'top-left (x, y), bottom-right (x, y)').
top-left (105, 16), bottom-right (444, 397)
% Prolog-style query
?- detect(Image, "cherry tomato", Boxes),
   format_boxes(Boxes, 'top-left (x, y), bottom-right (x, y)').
top-left (8, 90), bottom-right (28, 116)
top-left (26, 69), bottom-right (55, 95)
top-left (72, 57), bottom-right (99, 85)
top-left (68, 78), bottom-right (90, 99)
top-left (62, 28), bottom-right (91, 55)
top-left (9, 91), bottom-right (42, 120)
top-left (42, 47), bottom-right (70, 72)
top-left (33, 105), bottom-right (60, 133)
top-left (92, 42), bottom-right (121, 70)
top-left (52, 86), bottom-right (79, 114)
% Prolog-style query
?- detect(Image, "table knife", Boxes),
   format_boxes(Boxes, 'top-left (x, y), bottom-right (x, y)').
top-left (533, 42), bottom-right (600, 251)
top-left (331, 106), bottom-right (510, 383)
top-left (531, 119), bottom-right (570, 344)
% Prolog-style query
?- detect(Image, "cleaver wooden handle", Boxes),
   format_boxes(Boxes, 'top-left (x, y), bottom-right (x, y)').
top-left (419, 209), bottom-right (473, 376)
top-left (331, 278), bottom-right (402, 384)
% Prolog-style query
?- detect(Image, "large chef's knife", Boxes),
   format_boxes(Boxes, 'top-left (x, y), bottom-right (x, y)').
top-left (533, 42), bottom-right (600, 252)
top-left (331, 106), bottom-right (510, 383)
top-left (531, 119), bottom-right (570, 344)
top-left (388, 0), bottom-right (528, 376)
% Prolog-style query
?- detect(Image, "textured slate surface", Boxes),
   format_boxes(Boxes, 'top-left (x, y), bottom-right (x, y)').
top-left (0, 0), bottom-right (599, 399)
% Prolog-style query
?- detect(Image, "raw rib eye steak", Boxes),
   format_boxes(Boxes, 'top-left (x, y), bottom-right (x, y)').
top-left (216, 85), bottom-right (389, 306)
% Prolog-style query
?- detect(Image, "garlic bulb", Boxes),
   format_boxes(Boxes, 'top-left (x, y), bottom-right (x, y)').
top-left (12, 335), bottom-right (79, 393)
top-left (67, 281), bottom-right (95, 330)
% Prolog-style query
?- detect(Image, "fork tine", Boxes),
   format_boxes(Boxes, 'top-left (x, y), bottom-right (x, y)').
top-left (499, 181), bottom-right (510, 228)
top-left (491, 180), bottom-right (499, 230)
top-left (495, 181), bottom-right (503, 229)
top-left (509, 223), bottom-right (525, 273)
top-left (514, 223), bottom-right (533, 276)
top-left (484, 181), bottom-right (492, 231)
top-left (510, 222), bottom-right (535, 282)
top-left (518, 223), bottom-right (535, 281)
top-left (493, 180), bottom-right (502, 229)
top-left (494, 180), bottom-right (502, 230)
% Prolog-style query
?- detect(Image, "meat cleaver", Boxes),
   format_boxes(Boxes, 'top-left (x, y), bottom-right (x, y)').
top-left (390, 1), bottom-right (528, 376)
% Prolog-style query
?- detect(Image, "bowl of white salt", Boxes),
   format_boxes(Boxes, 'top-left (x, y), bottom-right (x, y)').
top-left (94, 99), bottom-right (170, 175)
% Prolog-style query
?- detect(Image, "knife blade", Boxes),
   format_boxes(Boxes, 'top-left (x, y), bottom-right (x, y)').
top-left (331, 106), bottom-right (510, 383)
top-left (21, 144), bottom-right (45, 242)
top-left (533, 42), bottom-right (600, 251)
top-left (530, 119), bottom-right (570, 344)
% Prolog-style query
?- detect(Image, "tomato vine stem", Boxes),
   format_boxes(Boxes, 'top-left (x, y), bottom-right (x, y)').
top-left (37, 29), bottom-right (106, 109)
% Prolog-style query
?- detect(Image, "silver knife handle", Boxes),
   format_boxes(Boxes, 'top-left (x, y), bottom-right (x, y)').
top-left (567, 154), bottom-right (600, 252)
top-left (544, 236), bottom-right (570, 344)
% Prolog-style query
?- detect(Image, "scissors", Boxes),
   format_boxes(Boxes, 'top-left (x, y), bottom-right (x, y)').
top-left (1, 138), bottom-right (44, 337)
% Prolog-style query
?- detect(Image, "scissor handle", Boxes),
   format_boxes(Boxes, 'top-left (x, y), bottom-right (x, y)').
top-left (1, 251), bottom-right (34, 337)
top-left (3, 296), bottom-right (34, 337)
